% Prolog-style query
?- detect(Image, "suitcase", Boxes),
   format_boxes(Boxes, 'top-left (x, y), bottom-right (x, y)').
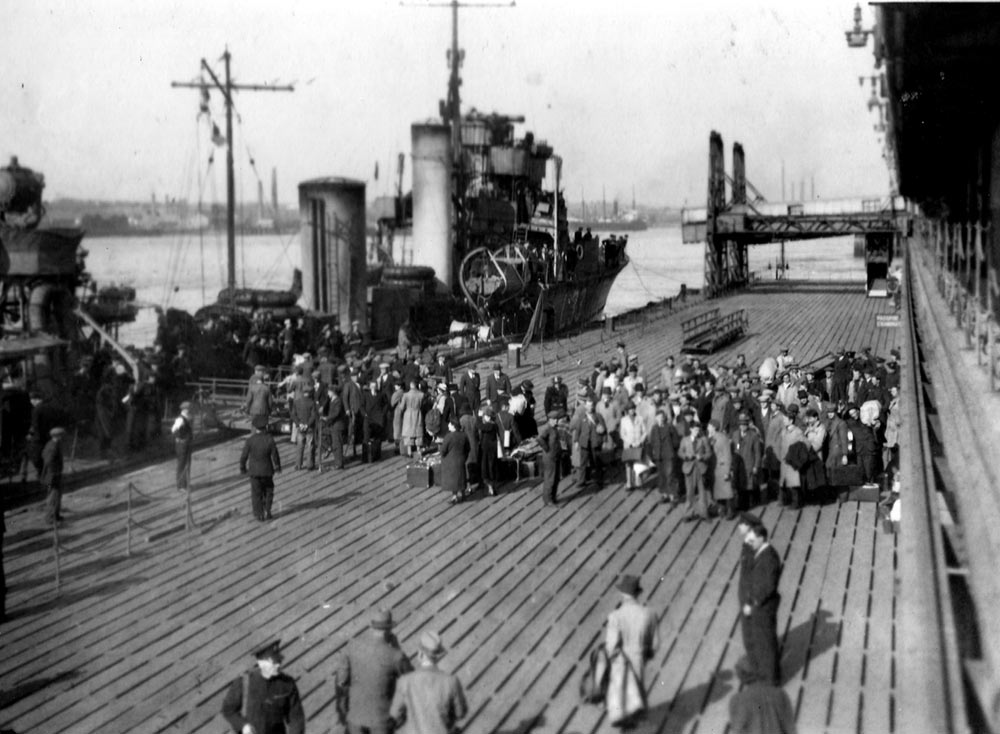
top-left (406, 462), bottom-right (434, 489)
top-left (362, 439), bottom-right (382, 464)
top-left (828, 464), bottom-right (863, 487)
top-left (518, 459), bottom-right (540, 478)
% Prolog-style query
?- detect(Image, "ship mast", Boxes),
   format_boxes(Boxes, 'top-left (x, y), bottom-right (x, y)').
top-left (417, 0), bottom-right (513, 266)
top-left (172, 49), bottom-right (293, 294)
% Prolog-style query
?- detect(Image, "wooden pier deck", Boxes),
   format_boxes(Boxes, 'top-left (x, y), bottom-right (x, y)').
top-left (1, 282), bottom-right (916, 733)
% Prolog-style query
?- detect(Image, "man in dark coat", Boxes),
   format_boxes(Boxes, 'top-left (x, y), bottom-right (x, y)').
top-left (321, 383), bottom-right (347, 471)
top-left (731, 412), bottom-right (763, 509)
top-left (360, 380), bottom-right (389, 445)
top-left (239, 416), bottom-right (282, 521)
top-left (42, 427), bottom-right (66, 524)
top-left (477, 407), bottom-right (501, 496)
top-left (543, 375), bottom-right (569, 416)
top-left (335, 609), bottom-right (412, 734)
top-left (647, 409), bottom-right (681, 504)
top-left (485, 362), bottom-right (512, 406)
top-left (739, 523), bottom-right (782, 685)
top-left (845, 403), bottom-right (879, 482)
top-left (537, 413), bottom-right (564, 505)
top-left (442, 416), bottom-right (471, 504)
top-left (94, 377), bottom-right (118, 460)
top-left (222, 640), bottom-right (304, 734)
top-left (457, 366), bottom-right (481, 412)
top-left (572, 396), bottom-right (606, 489)
top-left (341, 369), bottom-right (364, 459)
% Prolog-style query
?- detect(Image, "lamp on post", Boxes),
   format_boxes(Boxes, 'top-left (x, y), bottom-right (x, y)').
top-left (845, 3), bottom-right (874, 48)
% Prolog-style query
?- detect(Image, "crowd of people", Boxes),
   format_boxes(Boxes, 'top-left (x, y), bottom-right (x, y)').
top-left (231, 336), bottom-right (904, 522)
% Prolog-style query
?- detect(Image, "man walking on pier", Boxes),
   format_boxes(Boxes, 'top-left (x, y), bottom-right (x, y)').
top-left (390, 631), bottom-right (467, 734)
top-left (239, 416), bottom-right (282, 522)
top-left (335, 609), bottom-right (412, 734)
top-left (222, 640), bottom-right (305, 734)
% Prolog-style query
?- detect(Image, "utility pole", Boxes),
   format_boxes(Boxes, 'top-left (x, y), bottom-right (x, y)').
top-left (172, 49), bottom-right (293, 295)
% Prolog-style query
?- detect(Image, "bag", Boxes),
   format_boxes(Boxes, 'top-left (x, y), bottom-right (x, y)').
top-left (406, 462), bottom-right (433, 489)
top-left (828, 463), bottom-right (863, 487)
top-left (518, 459), bottom-right (539, 478)
top-left (579, 645), bottom-right (611, 703)
top-left (425, 407), bottom-right (442, 436)
top-left (622, 447), bottom-right (642, 463)
top-left (571, 441), bottom-right (582, 468)
top-left (362, 438), bottom-right (382, 463)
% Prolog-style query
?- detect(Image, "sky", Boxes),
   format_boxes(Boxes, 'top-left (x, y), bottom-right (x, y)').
top-left (4, 0), bottom-right (889, 209)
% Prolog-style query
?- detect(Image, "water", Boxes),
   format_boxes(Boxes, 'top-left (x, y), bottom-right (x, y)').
top-left (84, 226), bottom-right (865, 346)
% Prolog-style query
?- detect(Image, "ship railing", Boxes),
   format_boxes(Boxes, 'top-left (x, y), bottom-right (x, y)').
top-left (915, 217), bottom-right (1000, 390)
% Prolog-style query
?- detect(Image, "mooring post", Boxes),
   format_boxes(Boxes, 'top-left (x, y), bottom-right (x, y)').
top-left (126, 482), bottom-right (132, 557)
top-left (53, 522), bottom-right (61, 593)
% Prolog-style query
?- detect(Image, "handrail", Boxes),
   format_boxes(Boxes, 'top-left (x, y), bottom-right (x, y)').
top-left (898, 241), bottom-right (966, 733)
top-left (73, 307), bottom-right (140, 382)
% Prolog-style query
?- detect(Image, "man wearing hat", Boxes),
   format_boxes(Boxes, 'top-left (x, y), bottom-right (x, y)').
top-left (457, 365), bottom-right (481, 413)
top-left (543, 375), bottom-right (568, 416)
top-left (171, 401), bottom-right (194, 493)
top-left (731, 412), bottom-right (763, 510)
top-left (320, 381), bottom-right (347, 471)
top-left (239, 415), bottom-right (282, 521)
top-left (345, 319), bottom-right (365, 355)
top-left (605, 575), bottom-right (659, 727)
top-left (537, 411), bottom-right (565, 505)
top-left (335, 610), bottom-right (413, 734)
top-left (572, 396), bottom-right (606, 489)
top-left (42, 426), bottom-right (66, 524)
top-left (222, 640), bottom-right (305, 734)
top-left (291, 385), bottom-right (318, 471)
top-left (342, 367), bottom-right (364, 460)
top-left (390, 631), bottom-right (467, 734)
top-left (485, 362), bottom-right (512, 406)
top-left (244, 369), bottom-right (273, 422)
top-left (758, 390), bottom-right (786, 502)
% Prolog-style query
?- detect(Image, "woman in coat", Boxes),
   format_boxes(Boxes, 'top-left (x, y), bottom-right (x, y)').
top-left (619, 402), bottom-right (648, 490)
top-left (707, 419), bottom-right (735, 519)
top-left (400, 380), bottom-right (424, 457)
top-left (441, 416), bottom-right (470, 504)
top-left (477, 406), bottom-right (500, 496)
top-left (778, 403), bottom-right (807, 507)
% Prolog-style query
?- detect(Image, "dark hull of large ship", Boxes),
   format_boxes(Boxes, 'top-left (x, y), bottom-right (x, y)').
top-left (521, 259), bottom-right (626, 336)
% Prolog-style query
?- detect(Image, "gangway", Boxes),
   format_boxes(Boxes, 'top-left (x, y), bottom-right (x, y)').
top-left (683, 132), bottom-right (912, 297)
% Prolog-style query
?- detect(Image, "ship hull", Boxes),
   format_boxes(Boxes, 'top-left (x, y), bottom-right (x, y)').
top-left (524, 260), bottom-right (626, 336)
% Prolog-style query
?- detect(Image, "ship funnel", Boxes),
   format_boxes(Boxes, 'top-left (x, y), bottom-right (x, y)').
top-left (411, 122), bottom-right (453, 289)
top-left (298, 177), bottom-right (367, 333)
